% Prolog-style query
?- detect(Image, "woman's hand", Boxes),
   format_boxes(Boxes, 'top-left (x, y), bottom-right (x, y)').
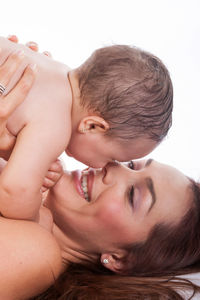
top-left (0, 51), bottom-right (36, 156)
top-left (7, 35), bottom-right (52, 57)
top-left (41, 159), bottom-right (64, 193)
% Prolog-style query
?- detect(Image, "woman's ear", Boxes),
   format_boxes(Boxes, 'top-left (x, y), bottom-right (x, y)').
top-left (78, 116), bottom-right (109, 134)
top-left (100, 252), bottom-right (127, 274)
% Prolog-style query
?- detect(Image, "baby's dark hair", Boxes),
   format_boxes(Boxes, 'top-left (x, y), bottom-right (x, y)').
top-left (77, 45), bottom-right (173, 143)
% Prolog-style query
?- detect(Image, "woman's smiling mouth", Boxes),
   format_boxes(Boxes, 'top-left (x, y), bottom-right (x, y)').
top-left (72, 169), bottom-right (94, 202)
top-left (81, 170), bottom-right (90, 201)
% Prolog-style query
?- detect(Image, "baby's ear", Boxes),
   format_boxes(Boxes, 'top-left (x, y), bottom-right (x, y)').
top-left (100, 251), bottom-right (127, 274)
top-left (78, 116), bottom-right (109, 134)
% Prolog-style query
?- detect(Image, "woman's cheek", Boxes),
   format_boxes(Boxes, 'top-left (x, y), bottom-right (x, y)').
top-left (94, 199), bottom-right (124, 227)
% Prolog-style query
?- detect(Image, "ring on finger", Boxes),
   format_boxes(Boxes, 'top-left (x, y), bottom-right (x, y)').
top-left (0, 83), bottom-right (6, 96)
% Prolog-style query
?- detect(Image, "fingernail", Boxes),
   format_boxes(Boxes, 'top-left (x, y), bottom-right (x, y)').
top-left (43, 51), bottom-right (51, 57)
top-left (27, 41), bottom-right (37, 47)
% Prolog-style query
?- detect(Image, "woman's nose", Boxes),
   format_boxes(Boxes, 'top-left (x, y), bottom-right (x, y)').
top-left (95, 159), bottom-right (118, 169)
top-left (102, 161), bottom-right (121, 185)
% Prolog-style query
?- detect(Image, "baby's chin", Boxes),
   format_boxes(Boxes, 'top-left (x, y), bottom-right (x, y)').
top-left (65, 148), bottom-right (73, 157)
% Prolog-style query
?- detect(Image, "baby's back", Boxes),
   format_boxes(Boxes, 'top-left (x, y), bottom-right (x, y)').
top-left (0, 37), bottom-right (72, 136)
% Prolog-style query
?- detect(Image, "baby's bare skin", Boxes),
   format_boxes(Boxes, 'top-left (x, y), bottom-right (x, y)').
top-left (0, 37), bottom-right (72, 138)
top-left (0, 37), bottom-right (73, 220)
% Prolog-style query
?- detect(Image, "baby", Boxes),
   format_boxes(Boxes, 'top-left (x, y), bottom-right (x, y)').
top-left (0, 37), bottom-right (173, 220)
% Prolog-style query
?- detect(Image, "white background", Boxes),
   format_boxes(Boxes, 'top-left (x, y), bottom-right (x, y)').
top-left (0, 0), bottom-right (199, 180)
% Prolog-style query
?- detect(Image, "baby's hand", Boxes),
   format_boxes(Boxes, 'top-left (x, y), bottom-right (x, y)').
top-left (7, 35), bottom-right (52, 58)
top-left (41, 159), bottom-right (64, 193)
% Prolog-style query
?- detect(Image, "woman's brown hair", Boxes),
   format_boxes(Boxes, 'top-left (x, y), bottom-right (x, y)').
top-left (32, 180), bottom-right (200, 300)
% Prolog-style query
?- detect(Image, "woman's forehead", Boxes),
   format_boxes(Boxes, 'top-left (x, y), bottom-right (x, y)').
top-left (150, 165), bottom-right (191, 224)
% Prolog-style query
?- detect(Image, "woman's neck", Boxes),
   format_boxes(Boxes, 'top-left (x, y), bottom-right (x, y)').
top-left (52, 221), bottom-right (97, 270)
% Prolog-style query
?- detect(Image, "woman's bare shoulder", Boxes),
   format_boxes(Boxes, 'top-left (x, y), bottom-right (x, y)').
top-left (0, 217), bottom-right (62, 300)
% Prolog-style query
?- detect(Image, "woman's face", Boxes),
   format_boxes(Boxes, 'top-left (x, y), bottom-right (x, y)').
top-left (47, 160), bottom-right (192, 253)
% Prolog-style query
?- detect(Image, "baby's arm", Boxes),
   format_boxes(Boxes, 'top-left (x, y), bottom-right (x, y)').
top-left (0, 38), bottom-right (71, 221)
top-left (0, 118), bottom-right (70, 221)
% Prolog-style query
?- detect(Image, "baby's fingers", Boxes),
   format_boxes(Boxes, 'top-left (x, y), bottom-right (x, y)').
top-left (42, 171), bottom-right (61, 191)
top-left (48, 159), bottom-right (63, 173)
top-left (42, 176), bottom-right (56, 190)
top-left (41, 160), bottom-right (64, 192)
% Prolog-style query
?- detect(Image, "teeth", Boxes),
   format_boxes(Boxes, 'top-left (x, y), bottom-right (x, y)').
top-left (81, 172), bottom-right (90, 202)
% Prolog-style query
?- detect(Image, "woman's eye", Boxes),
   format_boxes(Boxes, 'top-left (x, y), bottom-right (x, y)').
top-left (129, 186), bottom-right (135, 207)
top-left (128, 160), bottom-right (135, 170)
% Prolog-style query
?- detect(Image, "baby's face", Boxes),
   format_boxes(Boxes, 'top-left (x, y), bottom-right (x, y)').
top-left (66, 133), bottom-right (158, 168)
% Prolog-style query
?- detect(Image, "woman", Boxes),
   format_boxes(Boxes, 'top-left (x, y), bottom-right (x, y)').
top-left (34, 160), bottom-right (200, 300)
top-left (0, 37), bottom-right (200, 300)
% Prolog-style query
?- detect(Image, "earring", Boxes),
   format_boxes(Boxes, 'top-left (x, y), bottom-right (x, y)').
top-left (103, 258), bottom-right (109, 264)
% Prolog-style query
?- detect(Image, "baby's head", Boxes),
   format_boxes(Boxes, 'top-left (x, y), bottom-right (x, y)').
top-left (67, 45), bottom-right (173, 168)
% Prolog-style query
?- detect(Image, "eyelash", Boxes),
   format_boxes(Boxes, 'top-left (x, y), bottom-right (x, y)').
top-left (128, 161), bottom-right (135, 207)
top-left (128, 160), bottom-right (135, 170)
top-left (129, 186), bottom-right (134, 207)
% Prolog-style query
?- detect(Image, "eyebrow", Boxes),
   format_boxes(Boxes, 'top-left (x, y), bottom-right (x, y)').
top-left (145, 177), bottom-right (156, 214)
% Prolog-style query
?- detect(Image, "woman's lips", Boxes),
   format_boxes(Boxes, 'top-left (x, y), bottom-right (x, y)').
top-left (72, 170), bottom-right (85, 199)
top-left (72, 169), bottom-right (94, 201)
top-left (87, 168), bottom-right (94, 201)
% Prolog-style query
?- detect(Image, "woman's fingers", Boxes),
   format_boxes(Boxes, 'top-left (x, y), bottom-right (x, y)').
top-left (0, 47), bottom-right (36, 154)
top-left (25, 41), bottom-right (39, 52)
top-left (0, 50), bottom-right (25, 88)
top-left (7, 36), bottom-right (39, 52)
top-left (25, 42), bottom-right (52, 57)
top-left (2, 64), bottom-right (36, 117)
top-left (7, 36), bottom-right (52, 58)
top-left (7, 35), bottom-right (18, 43)
top-left (0, 64), bottom-right (35, 154)
top-left (43, 51), bottom-right (52, 58)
